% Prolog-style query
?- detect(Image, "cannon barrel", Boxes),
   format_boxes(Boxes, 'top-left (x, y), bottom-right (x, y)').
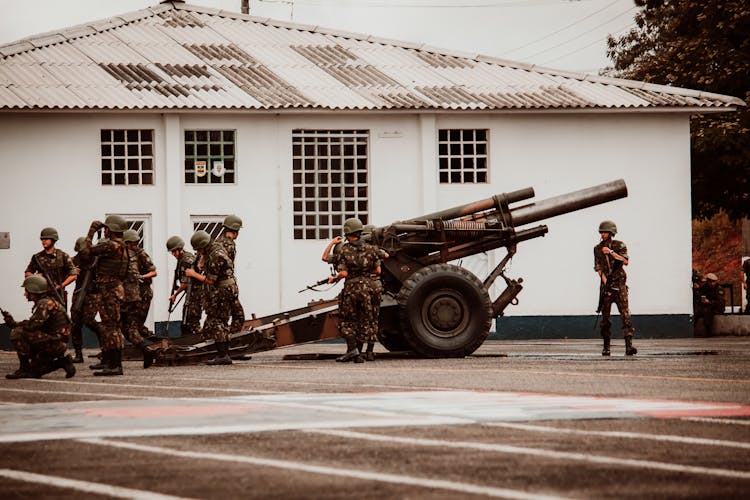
top-left (509, 179), bottom-right (627, 227)
top-left (406, 186), bottom-right (536, 223)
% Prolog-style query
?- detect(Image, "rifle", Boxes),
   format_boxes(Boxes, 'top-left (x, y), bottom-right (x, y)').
top-left (72, 257), bottom-right (98, 316)
top-left (1, 308), bottom-right (16, 328)
top-left (32, 254), bottom-right (70, 323)
top-left (298, 270), bottom-right (338, 293)
top-left (593, 244), bottom-right (614, 330)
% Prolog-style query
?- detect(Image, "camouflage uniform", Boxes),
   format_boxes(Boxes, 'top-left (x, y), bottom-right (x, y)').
top-left (81, 237), bottom-right (128, 352)
top-left (694, 280), bottom-right (725, 335)
top-left (134, 247), bottom-right (156, 339)
top-left (216, 233), bottom-right (245, 332)
top-left (121, 247), bottom-right (149, 348)
top-left (203, 242), bottom-right (238, 344)
top-left (176, 250), bottom-right (204, 337)
top-left (9, 296), bottom-right (71, 376)
top-left (594, 238), bottom-right (634, 340)
top-left (337, 241), bottom-right (381, 343)
top-left (25, 249), bottom-right (77, 308)
top-left (70, 250), bottom-right (100, 357)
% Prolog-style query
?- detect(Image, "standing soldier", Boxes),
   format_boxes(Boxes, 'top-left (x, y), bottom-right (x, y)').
top-left (167, 236), bottom-right (204, 337)
top-left (361, 224), bottom-right (389, 361)
top-left (694, 273), bottom-right (725, 336)
top-left (186, 230), bottom-right (238, 365)
top-left (120, 229), bottom-right (158, 368)
top-left (328, 218), bottom-right (382, 363)
top-left (3, 276), bottom-right (75, 379)
top-left (216, 215), bottom-right (245, 333)
top-left (80, 215), bottom-right (129, 376)
top-left (594, 220), bottom-right (636, 356)
top-left (69, 236), bottom-right (101, 363)
top-left (25, 227), bottom-right (78, 309)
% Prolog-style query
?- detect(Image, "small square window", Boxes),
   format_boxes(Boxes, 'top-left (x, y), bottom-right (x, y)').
top-left (438, 129), bottom-right (489, 184)
top-left (184, 130), bottom-right (236, 184)
top-left (100, 128), bottom-right (154, 184)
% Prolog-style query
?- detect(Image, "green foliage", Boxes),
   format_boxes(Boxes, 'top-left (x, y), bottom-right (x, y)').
top-left (605, 0), bottom-right (750, 220)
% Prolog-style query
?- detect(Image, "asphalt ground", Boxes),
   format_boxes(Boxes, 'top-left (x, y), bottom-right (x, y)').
top-left (1, 337), bottom-right (749, 499)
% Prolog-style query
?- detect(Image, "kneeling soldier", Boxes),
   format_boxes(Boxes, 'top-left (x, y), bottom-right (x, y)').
top-left (4, 276), bottom-right (75, 379)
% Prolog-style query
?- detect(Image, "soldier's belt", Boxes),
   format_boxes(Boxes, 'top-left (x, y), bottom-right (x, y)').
top-left (215, 278), bottom-right (236, 287)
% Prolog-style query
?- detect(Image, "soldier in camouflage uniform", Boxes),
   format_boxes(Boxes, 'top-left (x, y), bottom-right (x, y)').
top-left (80, 215), bottom-right (129, 376)
top-left (4, 276), bottom-right (75, 379)
top-left (594, 220), bottom-right (636, 356)
top-left (69, 236), bottom-right (102, 363)
top-left (361, 224), bottom-right (389, 361)
top-left (186, 230), bottom-right (238, 365)
top-left (167, 236), bottom-right (204, 337)
top-left (25, 227), bottom-right (78, 309)
top-left (216, 215), bottom-right (245, 333)
top-left (120, 230), bottom-right (158, 368)
top-left (694, 272), bottom-right (725, 336)
top-left (328, 218), bottom-right (382, 363)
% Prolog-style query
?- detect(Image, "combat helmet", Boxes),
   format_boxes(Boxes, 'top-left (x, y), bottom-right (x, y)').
top-left (166, 235), bottom-right (185, 252)
top-left (74, 236), bottom-right (86, 252)
top-left (39, 227), bottom-right (59, 241)
top-left (598, 220), bottom-right (617, 235)
top-left (223, 215), bottom-right (243, 231)
top-left (22, 276), bottom-right (48, 294)
top-left (103, 215), bottom-right (128, 233)
top-left (343, 217), bottom-right (364, 236)
top-left (123, 229), bottom-right (140, 243)
top-left (705, 273), bottom-right (719, 282)
top-left (190, 230), bottom-right (211, 250)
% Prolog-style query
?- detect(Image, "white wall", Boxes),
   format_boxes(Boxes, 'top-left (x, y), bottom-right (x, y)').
top-left (0, 111), bottom-right (692, 325)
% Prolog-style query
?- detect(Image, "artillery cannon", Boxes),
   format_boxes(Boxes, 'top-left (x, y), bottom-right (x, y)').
top-left (369, 179), bottom-right (628, 358)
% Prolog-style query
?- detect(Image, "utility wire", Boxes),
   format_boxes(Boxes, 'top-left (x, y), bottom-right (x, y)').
top-left (538, 22), bottom-right (633, 68)
top-left (255, 0), bottom-right (587, 9)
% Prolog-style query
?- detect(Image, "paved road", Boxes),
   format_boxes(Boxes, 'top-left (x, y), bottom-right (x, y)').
top-left (1, 337), bottom-right (749, 499)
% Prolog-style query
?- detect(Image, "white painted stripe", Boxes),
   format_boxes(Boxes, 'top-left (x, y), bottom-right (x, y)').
top-left (0, 468), bottom-right (194, 500)
top-left (0, 416), bottom-right (467, 443)
top-left (683, 417), bottom-right (750, 426)
top-left (0, 387), bottom-right (149, 399)
top-left (31, 378), bottom-right (283, 395)
top-left (309, 429), bottom-right (750, 480)
top-left (80, 438), bottom-right (570, 500)
top-left (485, 422), bottom-right (750, 449)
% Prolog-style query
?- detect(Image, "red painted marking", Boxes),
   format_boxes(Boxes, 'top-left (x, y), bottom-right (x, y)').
top-left (637, 406), bottom-right (750, 419)
top-left (66, 404), bottom-right (266, 418)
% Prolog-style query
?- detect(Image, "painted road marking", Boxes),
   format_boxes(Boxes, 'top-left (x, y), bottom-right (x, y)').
top-left (28, 378), bottom-right (286, 395)
top-left (0, 468), bottom-right (194, 500)
top-left (309, 429), bottom-right (750, 480)
top-left (1, 390), bottom-right (749, 443)
top-left (485, 422), bottom-right (750, 449)
top-left (0, 387), bottom-right (153, 399)
top-left (683, 417), bottom-right (750, 426)
top-left (79, 438), bottom-right (570, 500)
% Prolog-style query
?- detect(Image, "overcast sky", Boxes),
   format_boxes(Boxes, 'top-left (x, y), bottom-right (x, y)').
top-left (0, 0), bottom-right (637, 74)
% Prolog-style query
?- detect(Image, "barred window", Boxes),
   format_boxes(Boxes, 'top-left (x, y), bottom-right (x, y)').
top-left (191, 215), bottom-right (227, 241)
top-left (292, 130), bottom-right (369, 240)
top-left (184, 130), bottom-right (236, 184)
top-left (438, 129), bottom-right (488, 184)
top-left (100, 129), bottom-right (154, 185)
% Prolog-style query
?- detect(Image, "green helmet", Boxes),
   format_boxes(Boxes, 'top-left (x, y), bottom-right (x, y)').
top-left (40, 227), bottom-right (59, 241)
top-left (223, 215), bottom-right (243, 231)
top-left (190, 230), bottom-right (211, 250)
top-left (598, 220), bottom-right (617, 235)
top-left (362, 224), bottom-right (375, 237)
top-left (22, 276), bottom-right (48, 294)
top-left (74, 236), bottom-right (86, 252)
top-left (123, 229), bottom-right (140, 243)
top-left (166, 235), bottom-right (185, 252)
top-left (104, 214), bottom-right (128, 233)
top-left (343, 217), bottom-right (364, 236)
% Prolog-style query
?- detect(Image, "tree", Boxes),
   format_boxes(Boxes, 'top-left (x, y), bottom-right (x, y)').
top-left (605, 0), bottom-right (750, 220)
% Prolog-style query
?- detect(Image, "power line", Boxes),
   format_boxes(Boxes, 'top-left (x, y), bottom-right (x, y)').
top-left (255, 0), bottom-right (588, 9)
top-left (502, 0), bottom-right (620, 56)
top-left (538, 22), bottom-right (633, 68)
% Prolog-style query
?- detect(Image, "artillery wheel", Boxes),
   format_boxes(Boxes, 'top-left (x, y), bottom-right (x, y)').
top-left (377, 304), bottom-right (412, 352)
top-left (397, 263), bottom-right (492, 358)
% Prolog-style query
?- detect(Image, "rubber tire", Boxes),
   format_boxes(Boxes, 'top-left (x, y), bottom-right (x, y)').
top-left (397, 263), bottom-right (492, 358)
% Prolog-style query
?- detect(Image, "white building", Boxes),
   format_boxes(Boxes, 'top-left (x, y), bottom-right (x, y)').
top-left (0, 1), bottom-right (743, 344)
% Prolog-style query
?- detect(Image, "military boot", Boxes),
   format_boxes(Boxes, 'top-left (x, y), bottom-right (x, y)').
top-left (364, 342), bottom-right (375, 361)
top-left (336, 337), bottom-right (360, 363)
top-left (58, 354), bottom-right (76, 378)
top-left (141, 345), bottom-right (155, 369)
top-left (206, 342), bottom-right (232, 365)
top-left (72, 347), bottom-right (84, 364)
top-left (89, 353), bottom-right (107, 370)
top-left (602, 337), bottom-right (611, 357)
top-left (94, 350), bottom-right (124, 376)
top-left (625, 336), bottom-right (638, 356)
top-left (5, 354), bottom-right (37, 379)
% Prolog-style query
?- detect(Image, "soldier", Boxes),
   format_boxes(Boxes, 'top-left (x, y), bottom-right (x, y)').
top-left (594, 220), bottom-right (636, 356)
top-left (361, 224), bottom-right (389, 361)
top-left (328, 218), bottom-right (382, 363)
top-left (166, 235), bottom-right (204, 337)
top-left (186, 230), bottom-right (238, 365)
top-left (120, 229), bottom-right (158, 368)
top-left (3, 276), bottom-right (75, 379)
top-left (25, 227), bottom-right (78, 309)
top-left (216, 215), bottom-right (245, 333)
top-left (694, 273), bottom-right (725, 336)
top-left (80, 215), bottom-right (129, 376)
top-left (69, 236), bottom-right (102, 363)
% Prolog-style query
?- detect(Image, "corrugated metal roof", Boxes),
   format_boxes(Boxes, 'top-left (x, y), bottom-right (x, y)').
top-left (0, 1), bottom-right (744, 112)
